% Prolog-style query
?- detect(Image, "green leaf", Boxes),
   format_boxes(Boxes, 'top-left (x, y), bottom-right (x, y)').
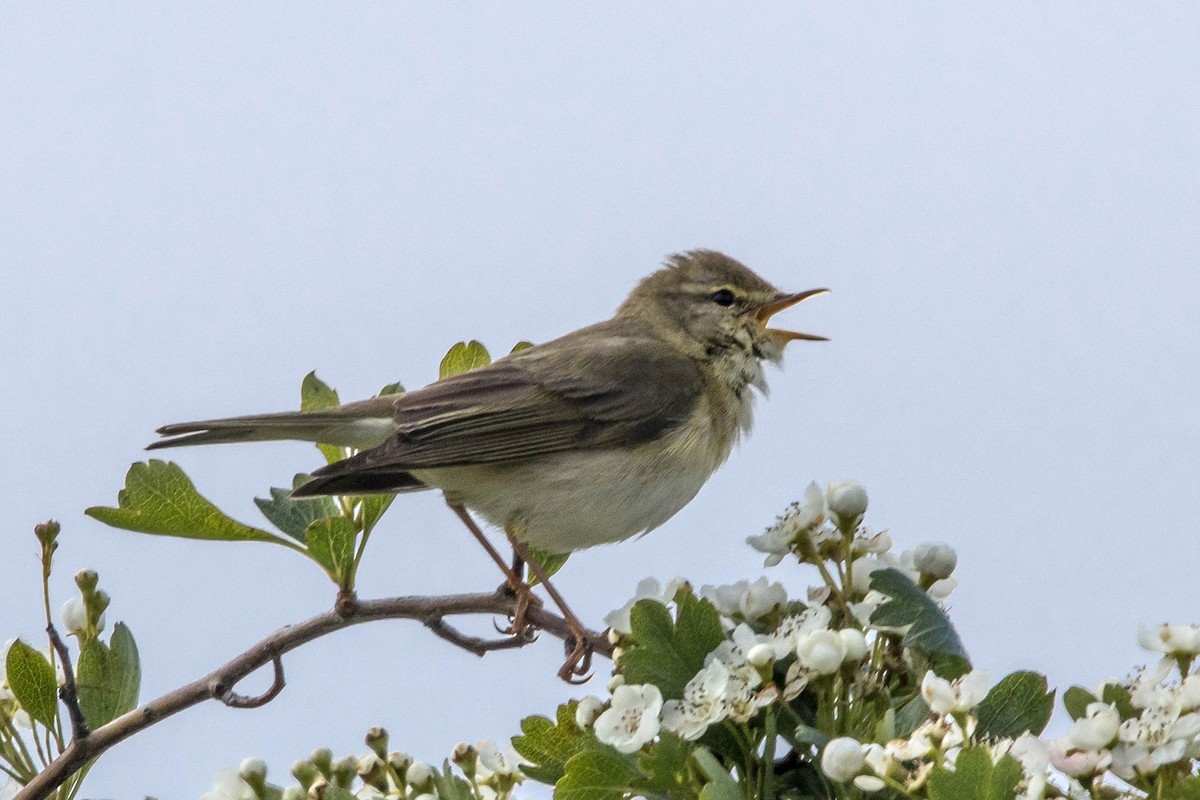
top-left (620, 595), bottom-right (724, 700)
top-left (358, 494), bottom-right (395, 536)
top-left (636, 732), bottom-right (696, 799)
top-left (556, 749), bottom-right (637, 800)
top-left (301, 372), bottom-right (346, 465)
top-left (305, 517), bottom-right (357, 585)
top-left (873, 707), bottom-right (897, 744)
top-left (513, 702), bottom-right (604, 785)
top-left (510, 340), bottom-right (535, 354)
top-left (255, 477), bottom-right (340, 542)
top-left (5, 639), bottom-right (58, 728)
top-left (927, 748), bottom-right (1022, 800)
top-left (86, 460), bottom-right (293, 547)
top-left (975, 671), bottom-right (1055, 739)
top-left (869, 569), bottom-right (970, 677)
top-left (692, 749), bottom-right (741, 800)
top-left (440, 340), bottom-right (491, 379)
top-left (1063, 685), bottom-right (1096, 721)
top-left (1100, 682), bottom-right (1138, 720)
top-left (1173, 775), bottom-right (1200, 800)
top-left (433, 760), bottom-right (474, 800)
top-left (377, 381), bottom-right (404, 397)
top-left (894, 696), bottom-right (931, 738)
top-left (525, 547), bottom-right (570, 587)
top-left (77, 623), bottom-right (140, 728)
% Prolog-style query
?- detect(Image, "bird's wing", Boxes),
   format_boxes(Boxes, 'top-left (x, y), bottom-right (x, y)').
top-left (296, 327), bottom-right (703, 491)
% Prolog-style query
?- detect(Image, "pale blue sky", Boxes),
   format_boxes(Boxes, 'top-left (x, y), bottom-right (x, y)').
top-left (3, 5), bottom-right (1198, 796)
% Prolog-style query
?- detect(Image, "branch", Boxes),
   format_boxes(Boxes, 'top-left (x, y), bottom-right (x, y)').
top-left (45, 624), bottom-right (88, 740)
top-left (16, 590), bottom-right (612, 800)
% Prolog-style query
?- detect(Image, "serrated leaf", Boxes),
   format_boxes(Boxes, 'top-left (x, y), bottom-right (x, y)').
top-left (86, 460), bottom-right (293, 547)
top-left (620, 595), bottom-right (724, 700)
top-left (77, 624), bottom-right (140, 729)
top-left (869, 569), bottom-right (970, 676)
top-left (556, 749), bottom-right (637, 800)
top-left (440, 340), bottom-right (491, 379)
top-left (692, 749), bottom-right (740, 800)
top-left (514, 703), bottom-right (606, 785)
top-left (255, 480), bottom-right (340, 542)
top-left (636, 732), bottom-right (695, 798)
top-left (305, 517), bottom-right (357, 585)
top-left (5, 639), bottom-right (58, 727)
top-left (300, 372), bottom-right (346, 465)
top-left (1063, 685), bottom-right (1096, 721)
top-left (526, 547), bottom-right (570, 587)
top-left (975, 671), bottom-right (1055, 739)
top-left (928, 748), bottom-right (1021, 800)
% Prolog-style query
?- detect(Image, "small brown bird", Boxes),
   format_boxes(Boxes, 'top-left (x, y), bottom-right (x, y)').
top-left (150, 250), bottom-right (828, 679)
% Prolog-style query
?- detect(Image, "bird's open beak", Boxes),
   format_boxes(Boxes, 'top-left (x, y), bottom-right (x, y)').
top-left (755, 288), bottom-right (830, 342)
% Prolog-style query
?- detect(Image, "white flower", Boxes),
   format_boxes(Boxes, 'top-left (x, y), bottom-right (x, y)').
top-left (746, 643), bottom-right (775, 668)
top-left (821, 737), bottom-right (865, 782)
top-left (1138, 623), bottom-right (1200, 656)
top-left (61, 597), bottom-right (88, 635)
top-left (238, 757), bottom-right (266, 783)
top-left (575, 695), bottom-right (604, 727)
top-left (747, 482), bottom-right (826, 565)
top-left (701, 577), bottom-right (787, 622)
top-left (827, 481), bottom-right (868, 521)
top-left (839, 629), bottom-right (869, 663)
top-left (1067, 702), bottom-right (1120, 750)
top-left (853, 775), bottom-right (886, 792)
top-left (920, 669), bottom-right (990, 716)
top-left (1003, 732), bottom-right (1050, 800)
top-left (661, 660), bottom-right (731, 740)
top-left (927, 577), bottom-right (958, 602)
top-left (909, 542), bottom-right (957, 580)
top-left (768, 606), bottom-right (832, 658)
top-left (593, 684), bottom-right (662, 753)
top-left (1048, 736), bottom-right (1111, 777)
top-left (475, 740), bottom-right (526, 784)
top-left (199, 770), bottom-right (255, 800)
top-left (796, 629), bottom-right (846, 674)
top-left (603, 578), bottom-right (688, 635)
top-left (405, 761), bottom-right (436, 788)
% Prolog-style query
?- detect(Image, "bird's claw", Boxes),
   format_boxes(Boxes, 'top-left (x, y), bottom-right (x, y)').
top-left (494, 581), bottom-right (542, 640)
top-left (557, 632), bottom-right (595, 684)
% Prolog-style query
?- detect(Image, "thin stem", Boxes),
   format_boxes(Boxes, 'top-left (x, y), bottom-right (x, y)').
top-left (759, 708), bottom-right (777, 800)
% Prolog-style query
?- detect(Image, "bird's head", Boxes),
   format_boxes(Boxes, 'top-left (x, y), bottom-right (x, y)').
top-left (618, 250), bottom-right (829, 363)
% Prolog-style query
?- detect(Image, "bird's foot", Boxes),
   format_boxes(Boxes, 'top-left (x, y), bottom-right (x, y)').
top-left (557, 626), bottom-right (596, 684)
top-left (495, 580), bottom-right (542, 640)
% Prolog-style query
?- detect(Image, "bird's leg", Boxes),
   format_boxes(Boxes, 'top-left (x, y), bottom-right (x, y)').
top-left (446, 502), bottom-right (540, 638)
top-left (505, 533), bottom-right (595, 684)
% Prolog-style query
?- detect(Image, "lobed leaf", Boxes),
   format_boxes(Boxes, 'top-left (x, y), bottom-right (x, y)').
top-left (869, 568), bottom-right (970, 677)
top-left (300, 371), bottom-right (346, 465)
top-left (927, 748), bottom-right (1022, 800)
top-left (254, 476), bottom-right (340, 542)
top-left (440, 340), bottom-right (491, 379)
top-left (433, 760), bottom-right (474, 800)
top-left (513, 702), bottom-right (604, 785)
top-left (556, 749), bottom-right (637, 800)
top-left (305, 517), bottom-right (358, 585)
top-left (974, 671), bottom-right (1055, 739)
top-left (5, 639), bottom-right (58, 728)
top-left (636, 732), bottom-right (696, 799)
top-left (86, 460), bottom-right (292, 547)
top-left (620, 595), bottom-right (724, 700)
top-left (692, 749), bottom-right (741, 800)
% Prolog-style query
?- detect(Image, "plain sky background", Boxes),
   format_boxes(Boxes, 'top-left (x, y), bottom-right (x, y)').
top-left (3, 4), bottom-right (1198, 796)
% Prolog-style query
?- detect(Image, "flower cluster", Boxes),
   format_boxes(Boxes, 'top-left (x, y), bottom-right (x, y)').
top-left (199, 729), bottom-right (526, 800)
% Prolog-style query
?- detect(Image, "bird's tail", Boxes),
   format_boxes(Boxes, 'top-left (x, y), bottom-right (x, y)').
top-left (147, 395), bottom-right (401, 451)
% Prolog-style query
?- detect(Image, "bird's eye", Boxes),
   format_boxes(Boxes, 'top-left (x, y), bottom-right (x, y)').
top-left (710, 289), bottom-right (736, 307)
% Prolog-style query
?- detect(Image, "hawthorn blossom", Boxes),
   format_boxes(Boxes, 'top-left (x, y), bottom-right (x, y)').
top-left (1137, 623), bottom-right (1200, 657)
top-left (700, 577), bottom-right (787, 622)
top-left (661, 659), bottom-right (732, 739)
top-left (593, 684), bottom-right (662, 753)
top-left (747, 482), bottom-right (827, 565)
top-left (1067, 702), bottom-right (1120, 750)
top-left (821, 737), bottom-right (866, 782)
top-left (827, 481), bottom-right (868, 522)
top-left (603, 577), bottom-right (689, 635)
top-left (920, 669), bottom-right (990, 716)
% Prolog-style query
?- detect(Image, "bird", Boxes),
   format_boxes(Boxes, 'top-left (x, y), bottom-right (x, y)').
top-left (148, 250), bottom-right (829, 680)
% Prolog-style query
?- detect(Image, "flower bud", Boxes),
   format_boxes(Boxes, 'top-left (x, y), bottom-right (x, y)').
top-left (746, 643), bottom-right (775, 668)
top-left (357, 753), bottom-right (388, 790)
top-left (282, 788), bottom-right (306, 800)
top-left (331, 755), bottom-right (357, 786)
top-left (838, 629), bottom-right (869, 663)
top-left (607, 674), bottom-right (625, 693)
top-left (452, 741), bottom-right (478, 777)
top-left (827, 482), bottom-right (868, 522)
top-left (911, 543), bottom-right (957, 580)
top-left (821, 737), bottom-right (865, 782)
top-left (309, 747), bottom-right (333, 776)
top-left (406, 760), bottom-right (436, 790)
top-left (292, 760), bottom-right (318, 788)
top-left (61, 597), bottom-right (88, 636)
top-left (574, 695), bottom-right (604, 728)
top-left (35, 520), bottom-right (61, 548)
top-left (796, 630), bottom-right (847, 675)
top-left (387, 751), bottom-right (412, 774)
top-left (239, 757), bottom-right (268, 791)
top-left (364, 726), bottom-right (388, 757)
top-left (74, 568), bottom-right (98, 594)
